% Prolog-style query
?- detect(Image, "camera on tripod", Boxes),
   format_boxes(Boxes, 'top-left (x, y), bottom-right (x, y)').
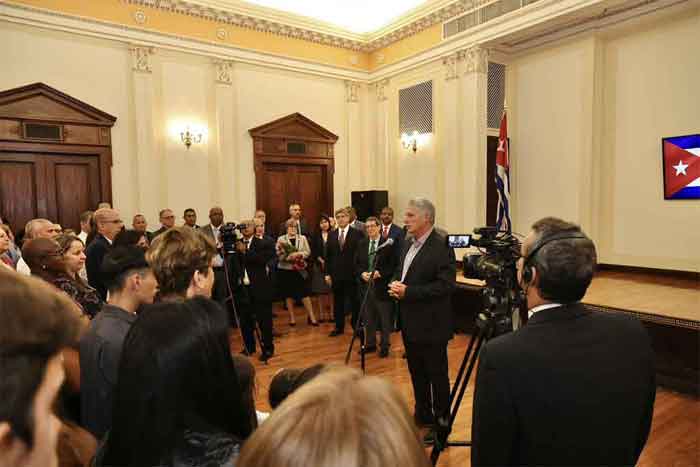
top-left (219, 222), bottom-right (247, 254)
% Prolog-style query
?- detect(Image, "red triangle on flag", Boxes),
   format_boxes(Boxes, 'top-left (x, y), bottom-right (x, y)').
top-left (663, 141), bottom-right (700, 197)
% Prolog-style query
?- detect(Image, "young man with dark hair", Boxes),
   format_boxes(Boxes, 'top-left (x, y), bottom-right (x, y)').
top-left (0, 269), bottom-right (83, 467)
top-left (183, 208), bottom-right (199, 229)
top-left (80, 246), bottom-right (158, 439)
top-left (471, 217), bottom-right (656, 467)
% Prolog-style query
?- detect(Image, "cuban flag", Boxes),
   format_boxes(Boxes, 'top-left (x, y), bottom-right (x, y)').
top-left (495, 110), bottom-right (512, 232)
top-left (663, 134), bottom-right (700, 199)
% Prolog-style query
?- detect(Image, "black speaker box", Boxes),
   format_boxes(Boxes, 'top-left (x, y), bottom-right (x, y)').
top-left (351, 190), bottom-right (388, 221)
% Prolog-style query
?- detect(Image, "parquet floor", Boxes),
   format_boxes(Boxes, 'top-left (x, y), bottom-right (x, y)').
top-left (231, 304), bottom-right (699, 467)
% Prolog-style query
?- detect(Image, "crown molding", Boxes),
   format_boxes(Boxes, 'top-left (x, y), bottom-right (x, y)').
top-left (121, 0), bottom-right (477, 51)
top-left (0, 1), bottom-right (369, 81)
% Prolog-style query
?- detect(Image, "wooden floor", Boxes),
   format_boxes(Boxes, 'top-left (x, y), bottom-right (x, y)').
top-left (232, 304), bottom-right (699, 467)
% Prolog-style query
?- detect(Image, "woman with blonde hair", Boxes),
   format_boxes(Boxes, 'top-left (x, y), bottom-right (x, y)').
top-left (146, 226), bottom-right (218, 302)
top-left (237, 366), bottom-right (431, 467)
top-left (276, 219), bottom-right (318, 326)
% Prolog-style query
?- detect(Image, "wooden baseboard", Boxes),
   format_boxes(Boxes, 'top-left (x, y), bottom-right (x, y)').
top-left (596, 263), bottom-right (699, 281)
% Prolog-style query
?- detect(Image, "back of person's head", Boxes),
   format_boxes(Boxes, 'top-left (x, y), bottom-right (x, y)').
top-left (113, 229), bottom-right (147, 249)
top-left (527, 217), bottom-right (597, 303)
top-left (232, 355), bottom-right (258, 430)
top-left (103, 297), bottom-right (253, 466)
top-left (24, 218), bottom-right (54, 240)
top-left (102, 246), bottom-right (154, 299)
top-left (268, 364), bottom-right (328, 409)
top-left (146, 227), bottom-right (217, 298)
top-left (0, 269), bottom-right (82, 465)
top-left (239, 366), bottom-right (430, 467)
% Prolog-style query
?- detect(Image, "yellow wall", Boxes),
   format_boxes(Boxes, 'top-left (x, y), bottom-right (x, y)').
top-left (0, 21), bottom-right (362, 227)
top-left (507, 9), bottom-right (700, 271)
top-left (370, 24), bottom-right (443, 70)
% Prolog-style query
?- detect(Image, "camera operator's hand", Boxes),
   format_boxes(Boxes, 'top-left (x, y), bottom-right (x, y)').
top-left (236, 240), bottom-right (246, 254)
top-left (361, 272), bottom-right (371, 282)
top-left (388, 281), bottom-right (406, 300)
top-left (324, 275), bottom-right (332, 287)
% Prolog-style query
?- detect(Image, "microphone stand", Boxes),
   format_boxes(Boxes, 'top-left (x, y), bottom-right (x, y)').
top-left (345, 243), bottom-right (384, 374)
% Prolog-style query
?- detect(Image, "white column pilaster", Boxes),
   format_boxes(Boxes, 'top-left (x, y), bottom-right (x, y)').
top-left (459, 46), bottom-right (489, 230)
top-left (441, 52), bottom-right (463, 231)
top-left (345, 80), bottom-right (361, 196)
top-left (211, 59), bottom-right (239, 219)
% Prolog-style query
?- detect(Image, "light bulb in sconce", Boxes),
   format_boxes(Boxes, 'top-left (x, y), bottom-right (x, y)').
top-left (401, 130), bottom-right (419, 154)
top-left (180, 126), bottom-right (203, 150)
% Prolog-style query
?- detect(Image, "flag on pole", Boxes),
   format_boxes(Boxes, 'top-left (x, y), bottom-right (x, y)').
top-left (495, 109), bottom-right (512, 233)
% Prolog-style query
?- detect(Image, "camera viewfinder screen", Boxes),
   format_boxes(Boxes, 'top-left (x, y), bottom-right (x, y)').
top-left (448, 235), bottom-right (471, 248)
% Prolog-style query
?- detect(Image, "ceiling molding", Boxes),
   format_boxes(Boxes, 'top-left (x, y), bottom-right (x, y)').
top-left (122, 0), bottom-right (478, 51)
top-left (0, 2), bottom-right (369, 81)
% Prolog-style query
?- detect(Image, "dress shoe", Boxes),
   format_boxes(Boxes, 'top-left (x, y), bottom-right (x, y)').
top-left (329, 329), bottom-right (343, 337)
top-left (423, 430), bottom-right (436, 446)
top-left (379, 348), bottom-right (389, 358)
top-left (259, 351), bottom-right (273, 362)
top-left (358, 345), bottom-right (377, 355)
top-left (289, 321), bottom-right (296, 327)
top-left (311, 321), bottom-right (320, 327)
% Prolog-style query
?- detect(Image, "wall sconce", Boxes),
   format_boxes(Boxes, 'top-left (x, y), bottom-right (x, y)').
top-left (401, 130), bottom-right (419, 154)
top-left (180, 127), bottom-right (203, 150)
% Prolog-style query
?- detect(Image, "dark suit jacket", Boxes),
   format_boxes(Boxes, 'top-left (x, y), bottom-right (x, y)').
top-left (85, 234), bottom-right (111, 300)
top-left (471, 303), bottom-right (656, 467)
top-left (393, 229), bottom-right (455, 343)
top-left (278, 219), bottom-right (309, 237)
top-left (325, 227), bottom-right (365, 283)
top-left (243, 236), bottom-right (275, 302)
top-left (354, 237), bottom-right (397, 301)
top-left (382, 223), bottom-right (405, 243)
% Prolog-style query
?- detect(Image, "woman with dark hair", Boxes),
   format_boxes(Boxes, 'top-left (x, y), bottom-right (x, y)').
top-left (54, 234), bottom-right (104, 319)
top-left (95, 297), bottom-right (254, 467)
top-left (22, 236), bottom-right (103, 320)
top-left (309, 214), bottom-right (334, 322)
top-left (113, 228), bottom-right (149, 250)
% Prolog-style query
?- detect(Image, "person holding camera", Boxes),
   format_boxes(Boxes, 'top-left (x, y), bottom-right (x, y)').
top-left (471, 217), bottom-right (655, 467)
top-left (388, 198), bottom-right (455, 444)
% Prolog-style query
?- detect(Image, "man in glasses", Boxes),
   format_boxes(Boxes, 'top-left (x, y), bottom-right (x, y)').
top-left (152, 209), bottom-right (175, 239)
top-left (86, 208), bottom-right (124, 300)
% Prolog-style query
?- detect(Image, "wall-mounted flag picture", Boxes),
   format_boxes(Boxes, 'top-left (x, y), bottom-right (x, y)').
top-left (662, 134), bottom-right (700, 200)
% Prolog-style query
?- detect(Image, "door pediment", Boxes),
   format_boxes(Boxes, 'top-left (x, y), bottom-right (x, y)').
top-left (0, 83), bottom-right (116, 126)
top-left (249, 112), bottom-right (338, 143)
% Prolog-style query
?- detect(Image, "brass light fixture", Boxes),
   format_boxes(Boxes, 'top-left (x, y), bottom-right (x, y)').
top-left (401, 130), bottom-right (419, 154)
top-left (180, 127), bottom-right (203, 149)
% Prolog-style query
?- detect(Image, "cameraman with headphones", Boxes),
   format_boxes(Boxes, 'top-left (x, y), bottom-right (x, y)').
top-left (471, 217), bottom-right (655, 467)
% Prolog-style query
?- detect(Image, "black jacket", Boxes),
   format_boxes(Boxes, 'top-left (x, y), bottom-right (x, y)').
top-left (85, 234), bottom-right (111, 300)
top-left (354, 237), bottom-right (397, 301)
top-left (471, 303), bottom-right (656, 467)
top-left (393, 229), bottom-right (455, 343)
top-left (243, 236), bottom-right (275, 302)
top-left (325, 227), bottom-right (365, 282)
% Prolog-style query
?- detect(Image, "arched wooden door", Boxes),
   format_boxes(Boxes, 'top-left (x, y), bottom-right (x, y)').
top-left (250, 113), bottom-right (337, 237)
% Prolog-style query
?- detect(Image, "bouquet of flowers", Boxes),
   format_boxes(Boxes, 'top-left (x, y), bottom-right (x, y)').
top-left (279, 241), bottom-right (308, 272)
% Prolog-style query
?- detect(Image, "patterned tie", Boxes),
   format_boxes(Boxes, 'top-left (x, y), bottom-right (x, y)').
top-left (368, 240), bottom-right (377, 271)
top-left (339, 228), bottom-right (346, 250)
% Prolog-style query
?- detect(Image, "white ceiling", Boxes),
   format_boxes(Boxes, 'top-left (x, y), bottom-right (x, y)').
top-left (242, 0), bottom-right (431, 33)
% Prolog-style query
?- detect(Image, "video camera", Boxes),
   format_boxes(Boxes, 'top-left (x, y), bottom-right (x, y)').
top-left (219, 222), bottom-right (248, 254)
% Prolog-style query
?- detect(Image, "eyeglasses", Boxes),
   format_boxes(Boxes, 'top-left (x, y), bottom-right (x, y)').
top-left (106, 219), bottom-right (124, 224)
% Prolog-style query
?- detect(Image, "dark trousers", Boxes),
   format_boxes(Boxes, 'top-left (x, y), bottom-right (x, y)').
top-left (362, 287), bottom-right (393, 350)
top-left (405, 340), bottom-right (450, 422)
top-left (241, 288), bottom-right (274, 354)
top-left (333, 279), bottom-right (359, 333)
top-left (212, 267), bottom-right (238, 327)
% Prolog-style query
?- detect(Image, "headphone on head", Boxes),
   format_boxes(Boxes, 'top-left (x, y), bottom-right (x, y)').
top-left (521, 232), bottom-right (586, 284)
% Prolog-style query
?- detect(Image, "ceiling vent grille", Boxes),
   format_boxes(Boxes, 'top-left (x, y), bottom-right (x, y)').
top-left (443, 0), bottom-right (540, 39)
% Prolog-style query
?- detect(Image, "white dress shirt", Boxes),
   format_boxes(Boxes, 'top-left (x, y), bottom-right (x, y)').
top-left (527, 302), bottom-right (563, 319)
top-left (400, 227), bottom-right (433, 282)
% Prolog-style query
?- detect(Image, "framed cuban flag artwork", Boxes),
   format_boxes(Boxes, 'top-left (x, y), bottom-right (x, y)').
top-left (662, 134), bottom-right (700, 200)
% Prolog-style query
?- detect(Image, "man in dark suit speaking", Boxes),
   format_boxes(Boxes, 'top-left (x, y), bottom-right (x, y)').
top-left (388, 198), bottom-right (455, 442)
top-left (471, 217), bottom-right (656, 467)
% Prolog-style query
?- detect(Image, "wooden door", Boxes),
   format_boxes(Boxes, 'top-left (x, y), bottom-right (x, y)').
top-left (0, 152), bottom-right (101, 234)
top-left (259, 162), bottom-right (329, 237)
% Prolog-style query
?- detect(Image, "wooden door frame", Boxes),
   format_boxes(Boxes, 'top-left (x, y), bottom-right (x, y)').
top-left (250, 113), bottom-right (338, 222)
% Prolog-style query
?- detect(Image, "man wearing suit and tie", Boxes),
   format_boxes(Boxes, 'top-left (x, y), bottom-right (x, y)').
top-left (238, 219), bottom-right (276, 360)
top-left (388, 198), bottom-right (455, 443)
top-left (151, 209), bottom-right (175, 239)
top-left (86, 208), bottom-right (124, 300)
top-left (278, 203), bottom-right (308, 237)
top-left (471, 217), bottom-right (656, 467)
top-left (200, 207), bottom-right (227, 307)
top-left (354, 216), bottom-right (398, 357)
top-left (325, 207), bottom-right (365, 336)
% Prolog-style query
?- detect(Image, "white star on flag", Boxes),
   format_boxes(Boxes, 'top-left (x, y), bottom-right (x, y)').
top-left (673, 160), bottom-right (689, 176)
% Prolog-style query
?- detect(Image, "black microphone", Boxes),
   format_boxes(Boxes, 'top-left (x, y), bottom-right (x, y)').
top-left (376, 238), bottom-right (395, 251)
